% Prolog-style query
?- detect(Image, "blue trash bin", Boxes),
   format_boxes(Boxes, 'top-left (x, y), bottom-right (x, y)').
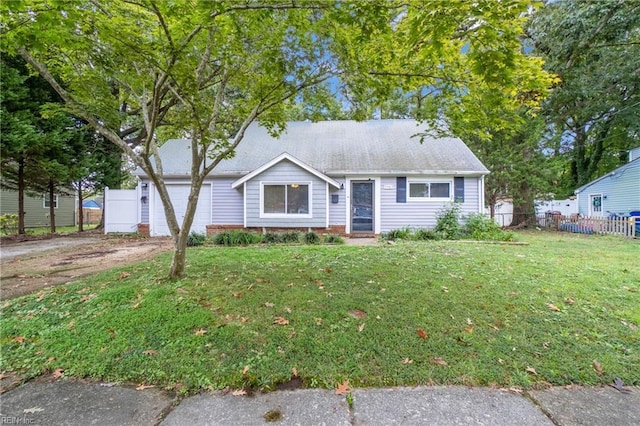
top-left (629, 212), bottom-right (640, 237)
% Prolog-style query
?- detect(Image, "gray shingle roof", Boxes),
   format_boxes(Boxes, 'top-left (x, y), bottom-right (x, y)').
top-left (147, 120), bottom-right (488, 177)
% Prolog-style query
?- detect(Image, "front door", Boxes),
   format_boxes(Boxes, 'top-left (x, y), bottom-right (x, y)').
top-left (351, 181), bottom-right (374, 232)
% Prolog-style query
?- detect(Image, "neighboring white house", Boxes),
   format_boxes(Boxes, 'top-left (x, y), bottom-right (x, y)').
top-left (124, 120), bottom-right (489, 237)
top-left (574, 147), bottom-right (640, 218)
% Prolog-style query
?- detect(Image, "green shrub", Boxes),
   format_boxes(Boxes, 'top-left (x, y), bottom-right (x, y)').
top-left (280, 231), bottom-right (301, 243)
top-left (187, 231), bottom-right (206, 247)
top-left (303, 231), bottom-right (320, 244)
top-left (262, 232), bottom-right (282, 244)
top-left (414, 228), bottom-right (441, 240)
top-left (0, 214), bottom-right (18, 235)
top-left (463, 214), bottom-right (515, 241)
top-left (434, 204), bottom-right (462, 240)
top-left (213, 230), bottom-right (262, 246)
top-left (382, 228), bottom-right (412, 241)
top-left (323, 234), bottom-right (345, 244)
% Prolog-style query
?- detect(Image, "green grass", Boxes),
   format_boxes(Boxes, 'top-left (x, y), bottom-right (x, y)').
top-left (1, 231), bottom-right (638, 393)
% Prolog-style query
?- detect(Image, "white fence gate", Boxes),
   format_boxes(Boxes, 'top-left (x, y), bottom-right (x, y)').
top-left (104, 187), bottom-right (139, 233)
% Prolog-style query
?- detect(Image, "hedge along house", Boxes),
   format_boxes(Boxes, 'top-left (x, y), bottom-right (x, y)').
top-left (135, 120), bottom-right (489, 237)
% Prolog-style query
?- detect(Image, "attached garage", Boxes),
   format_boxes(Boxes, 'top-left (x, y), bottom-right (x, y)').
top-left (151, 183), bottom-right (212, 237)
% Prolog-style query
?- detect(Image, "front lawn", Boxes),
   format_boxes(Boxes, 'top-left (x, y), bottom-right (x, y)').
top-left (1, 231), bottom-right (638, 393)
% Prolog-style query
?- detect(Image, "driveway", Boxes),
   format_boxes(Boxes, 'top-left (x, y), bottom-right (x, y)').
top-left (1, 233), bottom-right (172, 300)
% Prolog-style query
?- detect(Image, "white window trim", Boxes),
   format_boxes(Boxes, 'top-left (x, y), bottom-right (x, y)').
top-left (43, 195), bottom-right (59, 209)
top-left (407, 179), bottom-right (453, 202)
top-left (260, 181), bottom-right (312, 219)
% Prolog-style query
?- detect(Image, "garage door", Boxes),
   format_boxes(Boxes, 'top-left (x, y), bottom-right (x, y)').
top-left (152, 184), bottom-right (211, 237)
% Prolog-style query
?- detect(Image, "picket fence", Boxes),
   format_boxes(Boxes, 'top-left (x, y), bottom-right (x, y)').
top-left (540, 214), bottom-right (637, 238)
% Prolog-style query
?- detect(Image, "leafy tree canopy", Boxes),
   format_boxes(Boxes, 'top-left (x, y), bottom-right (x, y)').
top-left (1, 0), bottom-right (553, 277)
top-left (528, 0), bottom-right (640, 193)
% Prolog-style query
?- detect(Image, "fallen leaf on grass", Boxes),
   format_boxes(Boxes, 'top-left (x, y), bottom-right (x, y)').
top-left (232, 292), bottom-right (243, 298)
top-left (194, 328), bottom-right (208, 336)
top-left (335, 380), bottom-right (350, 395)
top-left (564, 297), bottom-right (575, 305)
top-left (12, 336), bottom-right (26, 343)
top-left (348, 309), bottom-right (367, 319)
top-left (274, 317), bottom-right (289, 325)
top-left (142, 349), bottom-right (158, 355)
top-left (315, 318), bottom-right (323, 326)
top-left (401, 358), bottom-right (413, 365)
top-left (466, 318), bottom-right (473, 325)
top-left (592, 360), bottom-right (604, 375)
top-left (429, 357), bottom-right (448, 366)
top-left (292, 367), bottom-right (298, 377)
top-left (119, 272), bottom-right (130, 279)
top-left (232, 389), bottom-right (247, 396)
top-left (265, 302), bottom-right (275, 308)
top-left (526, 366), bottom-right (538, 375)
top-left (358, 323), bottom-right (365, 332)
top-left (51, 368), bottom-right (64, 379)
top-left (464, 327), bottom-right (474, 334)
top-left (416, 329), bottom-right (428, 339)
top-left (243, 365), bottom-right (250, 376)
top-left (136, 384), bottom-right (155, 391)
top-left (546, 303), bottom-right (561, 312)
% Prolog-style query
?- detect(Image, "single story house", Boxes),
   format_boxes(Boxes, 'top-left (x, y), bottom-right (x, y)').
top-left (135, 120), bottom-right (489, 236)
top-left (574, 146), bottom-right (640, 218)
top-left (0, 188), bottom-right (76, 228)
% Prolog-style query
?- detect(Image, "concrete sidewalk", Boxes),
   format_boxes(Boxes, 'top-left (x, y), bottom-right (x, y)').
top-left (1, 380), bottom-right (638, 425)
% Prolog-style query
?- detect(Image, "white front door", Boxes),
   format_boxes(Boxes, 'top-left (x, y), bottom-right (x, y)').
top-left (588, 194), bottom-right (603, 217)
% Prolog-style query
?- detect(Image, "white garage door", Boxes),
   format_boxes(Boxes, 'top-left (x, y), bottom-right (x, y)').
top-left (152, 184), bottom-right (211, 237)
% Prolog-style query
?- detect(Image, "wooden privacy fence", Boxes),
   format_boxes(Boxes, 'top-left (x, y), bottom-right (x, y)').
top-left (540, 214), bottom-right (637, 238)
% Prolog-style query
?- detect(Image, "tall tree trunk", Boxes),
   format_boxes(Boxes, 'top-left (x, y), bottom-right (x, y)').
top-left (77, 183), bottom-right (84, 232)
top-left (167, 176), bottom-right (204, 279)
top-left (17, 158), bottom-right (26, 234)
top-left (169, 232), bottom-right (189, 279)
top-left (48, 179), bottom-right (56, 233)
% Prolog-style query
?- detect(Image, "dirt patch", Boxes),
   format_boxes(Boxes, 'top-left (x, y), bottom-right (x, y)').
top-left (1, 233), bottom-right (172, 300)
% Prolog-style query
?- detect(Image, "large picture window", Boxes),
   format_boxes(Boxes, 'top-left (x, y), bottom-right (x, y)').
top-left (408, 181), bottom-right (451, 200)
top-left (262, 183), bottom-right (310, 215)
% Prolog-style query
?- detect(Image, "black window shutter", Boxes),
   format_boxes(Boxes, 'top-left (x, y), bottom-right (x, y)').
top-left (454, 177), bottom-right (464, 203)
top-left (396, 177), bottom-right (407, 203)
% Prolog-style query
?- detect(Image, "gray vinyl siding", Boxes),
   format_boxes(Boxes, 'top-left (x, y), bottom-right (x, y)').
top-left (140, 180), bottom-right (150, 223)
top-left (379, 176), bottom-right (480, 232)
top-left (328, 178), bottom-right (346, 225)
top-left (212, 178), bottom-right (244, 224)
top-left (577, 160), bottom-right (640, 216)
top-left (245, 160), bottom-right (327, 228)
top-left (0, 189), bottom-right (76, 228)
